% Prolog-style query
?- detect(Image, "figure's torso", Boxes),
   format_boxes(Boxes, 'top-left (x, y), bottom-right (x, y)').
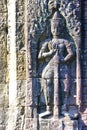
top-left (48, 38), bottom-right (67, 59)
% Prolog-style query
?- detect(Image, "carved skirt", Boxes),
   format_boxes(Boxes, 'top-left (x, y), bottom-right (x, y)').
top-left (41, 57), bottom-right (70, 92)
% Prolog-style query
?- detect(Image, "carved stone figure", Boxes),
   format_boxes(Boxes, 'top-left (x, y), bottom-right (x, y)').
top-left (38, 11), bottom-right (74, 118)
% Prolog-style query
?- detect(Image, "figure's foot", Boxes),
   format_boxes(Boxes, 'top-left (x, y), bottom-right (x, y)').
top-left (62, 104), bottom-right (67, 111)
top-left (61, 104), bottom-right (69, 116)
top-left (39, 111), bottom-right (52, 118)
top-left (61, 111), bottom-right (69, 117)
top-left (70, 113), bottom-right (79, 119)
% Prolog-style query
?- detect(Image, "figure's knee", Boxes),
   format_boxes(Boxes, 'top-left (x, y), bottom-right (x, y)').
top-left (42, 71), bottom-right (49, 79)
top-left (42, 71), bottom-right (45, 79)
top-left (42, 70), bottom-right (54, 79)
top-left (46, 79), bottom-right (53, 86)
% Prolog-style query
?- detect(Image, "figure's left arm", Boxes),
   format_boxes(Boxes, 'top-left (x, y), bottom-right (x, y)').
top-left (64, 40), bottom-right (74, 62)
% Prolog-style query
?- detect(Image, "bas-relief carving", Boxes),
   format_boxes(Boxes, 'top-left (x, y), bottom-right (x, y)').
top-left (38, 11), bottom-right (76, 119)
top-left (48, 0), bottom-right (82, 108)
top-left (25, 0), bottom-right (81, 130)
top-left (36, 1), bottom-right (81, 122)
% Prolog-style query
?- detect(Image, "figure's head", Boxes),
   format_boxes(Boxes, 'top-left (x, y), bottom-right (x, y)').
top-left (51, 11), bottom-right (63, 37)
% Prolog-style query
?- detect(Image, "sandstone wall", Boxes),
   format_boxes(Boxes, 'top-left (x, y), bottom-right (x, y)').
top-left (0, 0), bottom-right (26, 130)
top-left (0, 1), bottom-right (7, 130)
top-left (0, 0), bottom-right (86, 130)
top-left (6, 0), bottom-right (26, 130)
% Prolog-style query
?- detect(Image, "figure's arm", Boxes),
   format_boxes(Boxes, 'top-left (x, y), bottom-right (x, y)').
top-left (38, 42), bottom-right (55, 60)
top-left (64, 41), bottom-right (74, 62)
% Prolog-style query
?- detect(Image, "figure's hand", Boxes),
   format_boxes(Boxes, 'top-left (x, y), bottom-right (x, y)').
top-left (58, 58), bottom-right (65, 64)
top-left (60, 58), bottom-right (65, 64)
top-left (49, 49), bottom-right (56, 55)
top-left (54, 56), bottom-right (65, 64)
top-left (42, 49), bottom-right (56, 58)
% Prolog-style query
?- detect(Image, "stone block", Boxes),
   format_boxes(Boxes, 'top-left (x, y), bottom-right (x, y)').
top-left (16, 0), bottom-right (25, 6)
top-left (17, 52), bottom-right (26, 80)
top-left (39, 117), bottom-right (78, 130)
top-left (16, 22), bottom-right (25, 50)
top-left (0, 31), bottom-right (7, 45)
top-left (0, 13), bottom-right (7, 23)
top-left (63, 116), bottom-right (78, 130)
top-left (17, 80), bottom-right (26, 103)
top-left (0, 125), bottom-right (5, 130)
top-left (16, 0), bottom-right (25, 23)
top-left (25, 107), bottom-right (33, 118)
top-left (0, 44), bottom-right (7, 83)
top-left (16, 5), bottom-right (25, 22)
top-left (0, 4), bottom-right (7, 13)
top-left (25, 118), bottom-right (38, 130)
top-left (0, 108), bottom-right (4, 124)
top-left (0, 95), bottom-right (4, 107)
top-left (39, 119), bottom-right (49, 130)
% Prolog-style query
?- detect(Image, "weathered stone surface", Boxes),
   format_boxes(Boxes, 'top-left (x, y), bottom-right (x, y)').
top-left (0, 0), bottom-right (87, 130)
top-left (25, 118), bottom-right (38, 130)
top-left (0, 2), bottom-right (7, 129)
top-left (25, 0), bottom-right (81, 130)
top-left (0, 44), bottom-right (7, 83)
top-left (39, 117), bottom-right (78, 130)
top-left (17, 52), bottom-right (26, 80)
top-left (0, 4), bottom-right (7, 13)
top-left (0, 125), bottom-right (5, 130)
top-left (16, 22), bottom-right (25, 50)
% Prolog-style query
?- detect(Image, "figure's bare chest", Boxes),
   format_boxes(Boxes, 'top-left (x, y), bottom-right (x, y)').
top-left (48, 39), bottom-right (65, 51)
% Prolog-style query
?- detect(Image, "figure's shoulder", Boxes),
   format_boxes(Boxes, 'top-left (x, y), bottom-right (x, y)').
top-left (39, 38), bottom-right (52, 47)
top-left (58, 38), bottom-right (67, 43)
top-left (58, 38), bottom-right (72, 48)
top-left (62, 39), bottom-right (71, 46)
top-left (43, 38), bottom-right (52, 44)
top-left (62, 39), bottom-right (68, 43)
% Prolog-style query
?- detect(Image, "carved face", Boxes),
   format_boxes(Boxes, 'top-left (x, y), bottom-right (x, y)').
top-left (51, 21), bottom-right (62, 37)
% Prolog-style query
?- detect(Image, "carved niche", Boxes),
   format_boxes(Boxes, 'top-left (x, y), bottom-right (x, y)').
top-left (25, 0), bottom-right (81, 130)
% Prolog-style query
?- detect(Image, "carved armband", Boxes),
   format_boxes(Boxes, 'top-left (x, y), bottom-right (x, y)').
top-left (65, 43), bottom-right (71, 49)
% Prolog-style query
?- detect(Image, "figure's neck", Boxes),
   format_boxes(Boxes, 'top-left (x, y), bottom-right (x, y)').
top-left (53, 35), bottom-right (59, 39)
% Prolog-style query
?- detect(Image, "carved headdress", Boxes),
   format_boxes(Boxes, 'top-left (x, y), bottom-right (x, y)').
top-left (51, 11), bottom-right (65, 36)
top-left (51, 11), bottom-right (62, 24)
top-left (51, 11), bottom-right (64, 32)
top-left (52, 11), bottom-right (61, 20)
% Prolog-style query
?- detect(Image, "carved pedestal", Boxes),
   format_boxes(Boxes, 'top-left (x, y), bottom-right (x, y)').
top-left (39, 116), bottom-right (78, 130)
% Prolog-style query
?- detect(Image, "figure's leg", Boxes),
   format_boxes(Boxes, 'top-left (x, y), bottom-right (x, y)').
top-left (41, 64), bottom-right (54, 114)
top-left (39, 78), bottom-right (53, 118)
top-left (63, 74), bottom-right (70, 111)
top-left (46, 78), bottom-right (53, 112)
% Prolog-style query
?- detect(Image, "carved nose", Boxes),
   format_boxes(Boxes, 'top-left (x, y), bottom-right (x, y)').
top-left (54, 28), bottom-right (57, 33)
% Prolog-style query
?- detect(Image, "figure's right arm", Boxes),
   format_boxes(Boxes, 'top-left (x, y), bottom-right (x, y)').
top-left (38, 42), bottom-right (55, 60)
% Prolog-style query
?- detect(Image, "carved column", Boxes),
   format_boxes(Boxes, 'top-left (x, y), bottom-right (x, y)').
top-left (75, 1), bottom-right (82, 109)
top-left (54, 50), bottom-right (60, 117)
top-left (75, 36), bottom-right (82, 108)
top-left (25, 0), bottom-right (38, 130)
